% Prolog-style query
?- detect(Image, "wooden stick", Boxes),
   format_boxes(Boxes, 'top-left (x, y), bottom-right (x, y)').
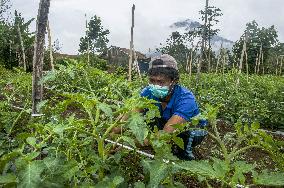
top-left (32, 0), bottom-right (50, 115)
top-left (17, 23), bottom-right (27, 71)
top-left (47, 20), bottom-right (54, 71)
top-left (128, 4), bottom-right (135, 81)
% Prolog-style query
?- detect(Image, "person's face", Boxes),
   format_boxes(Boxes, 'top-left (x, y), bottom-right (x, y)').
top-left (149, 75), bottom-right (172, 87)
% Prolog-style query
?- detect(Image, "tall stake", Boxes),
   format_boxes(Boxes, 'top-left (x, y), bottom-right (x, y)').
top-left (236, 34), bottom-right (247, 86)
top-left (32, 0), bottom-right (50, 115)
top-left (85, 14), bottom-right (90, 64)
top-left (254, 53), bottom-right (258, 74)
top-left (17, 23), bottom-right (26, 71)
top-left (128, 4), bottom-right (135, 81)
top-left (280, 56), bottom-right (283, 76)
top-left (47, 20), bottom-right (54, 71)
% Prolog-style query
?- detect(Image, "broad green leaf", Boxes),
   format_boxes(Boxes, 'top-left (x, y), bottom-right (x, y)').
top-left (142, 159), bottom-right (170, 188)
top-left (134, 181), bottom-right (145, 188)
top-left (232, 161), bottom-right (255, 185)
top-left (174, 160), bottom-right (222, 180)
top-left (53, 123), bottom-right (68, 137)
top-left (112, 176), bottom-right (124, 186)
top-left (121, 136), bottom-right (136, 148)
top-left (254, 170), bottom-right (284, 186)
top-left (26, 137), bottom-right (36, 147)
top-left (18, 160), bottom-right (45, 188)
top-left (172, 136), bottom-right (184, 149)
top-left (251, 122), bottom-right (260, 131)
top-left (127, 113), bottom-right (148, 145)
top-left (0, 173), bottom-right (17, 184)
top-left (62, 160), bottom-right (79, 180)
top-left (24, 151), bottom-right (40, 161)
top-left (212, 158), bottom-right (230, 180)
top-left (97, 103), bottom-right (113, 117)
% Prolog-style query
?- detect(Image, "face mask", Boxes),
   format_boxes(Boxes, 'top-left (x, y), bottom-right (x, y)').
top-left (149, 84), bottom-right (169, 99)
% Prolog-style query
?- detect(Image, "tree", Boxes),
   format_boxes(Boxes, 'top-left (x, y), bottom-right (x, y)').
top-left (0, 0), bottom-right (11, 22)
top-left (0, 11), bottom-right (34, 69)
top-left (157, 31), bottom-right (189, 71)
top-left (233, 20), bottom-right (278, 74)
top-left (198, 0), bottom-right (223, 72)
top-left (79, 15), bottom-right (110, 54)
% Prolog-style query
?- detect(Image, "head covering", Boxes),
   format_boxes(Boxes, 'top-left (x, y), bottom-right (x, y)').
top-left (149, 54), bottom-right (178, 70)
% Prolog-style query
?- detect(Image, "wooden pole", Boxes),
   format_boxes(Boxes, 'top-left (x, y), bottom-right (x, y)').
top-left (47, 20), bottom-right (54, 71)
top-left (237, 36), bottom-right (247, 86)
top-left (32, 0), bottom-right (50, 115)
top-left (254, 53), bottom-right (258, 74)
top-left (245, 50), bottom-right (248, 81)
top-left (128, 4), bottom-right (135, 81)
top-left (280, 56), bottom-right (283, 76)
top-left (85, 14), bottom-right (90, 64)
top-left (257, 44), bottom-right (262, 74)
top-left (17, 23), bottom-right (27, 71)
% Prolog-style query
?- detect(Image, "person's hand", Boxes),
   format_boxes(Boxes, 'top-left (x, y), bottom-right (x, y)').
top-left (143, 138), bottom-right (150, 146)
top-left (111, 127), bottom-right (123, 134)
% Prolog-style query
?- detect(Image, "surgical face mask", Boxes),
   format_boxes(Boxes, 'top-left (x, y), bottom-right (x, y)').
top-left (149, 84), bottom-right (169, 99)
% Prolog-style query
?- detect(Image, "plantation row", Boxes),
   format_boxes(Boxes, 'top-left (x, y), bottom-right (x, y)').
top-left (0, 60), bottom-right (284, 187)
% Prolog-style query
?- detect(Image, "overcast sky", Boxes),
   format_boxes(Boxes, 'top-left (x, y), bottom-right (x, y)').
top-left (12, 0), bottom-right (284, 55)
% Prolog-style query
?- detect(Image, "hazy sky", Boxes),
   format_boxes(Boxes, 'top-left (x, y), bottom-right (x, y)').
top-left (12, 0), bottom-right (284, 54)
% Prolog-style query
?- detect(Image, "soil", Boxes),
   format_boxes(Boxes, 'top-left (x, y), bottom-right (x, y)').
top-left (118, 120), bottom-right (284, 187)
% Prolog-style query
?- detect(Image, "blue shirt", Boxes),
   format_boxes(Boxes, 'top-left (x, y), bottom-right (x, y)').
top-left (140, 84), bottom-right (200, 128)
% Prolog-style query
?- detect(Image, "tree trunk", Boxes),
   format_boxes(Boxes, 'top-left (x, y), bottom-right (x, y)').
top-left (47, 21), bottom-right (54, 71)
top-left (32, 0), bottom-right (50, 115)
top-left (197, 0), bottom-right (209, 84)
top-left (17, 23), bottom-right (26, 71)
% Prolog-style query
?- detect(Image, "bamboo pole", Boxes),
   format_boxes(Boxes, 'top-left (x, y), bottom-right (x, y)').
top-left (133, 47), bottom-right (141, 80)
top-left (32, 0), bottom-right (50, 115)
top-left (257, 44), bottom-right (262, 74)
top-left (237, 37), bottom-right (247, 86)
top-left (17, 23), bottom-right (26, 71)
top-left (128, 4), bottom-right (135, 81)
top-left (261, 51), bottom-right (264, 75)
top-left (280, 56), bottom-right (283, 76)
top-left (245, 50), bottom-right (248, 81)
top-left (254, 53), bottom-right (258, 74)
top-left (189, 50), bottom-right (193, 76)
top-left (47, 20), bottom-right (54, 71)
top-left (222, 50), bottom-right (225, 75)
top-left (276, 56), bottom-right (279, 76)
top-left (85, 14), bottom-right (90, 64)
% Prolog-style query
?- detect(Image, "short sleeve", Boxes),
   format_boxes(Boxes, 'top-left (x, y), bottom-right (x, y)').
top-left (140, 87), bottom-right (150, 97)
top-left (173, 93), bottom-right (199, 121)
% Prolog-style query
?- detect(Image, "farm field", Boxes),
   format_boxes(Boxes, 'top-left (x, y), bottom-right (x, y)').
top-left (2, 0), bottom-right (284, 187)
top-left (1, 61), bottom-right (284, 187)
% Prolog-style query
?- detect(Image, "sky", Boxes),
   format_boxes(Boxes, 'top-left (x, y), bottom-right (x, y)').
top-left (11, 0), bottom-right (284, 55)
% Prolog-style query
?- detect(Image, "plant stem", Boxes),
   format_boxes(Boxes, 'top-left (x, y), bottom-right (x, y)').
top-left (102, 114), bottom-right (124, 140)
top-left (229, 144), bottom-right (264, 159)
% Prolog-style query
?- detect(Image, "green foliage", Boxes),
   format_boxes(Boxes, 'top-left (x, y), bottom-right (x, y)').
top-left (0, 11), bottom-right (34, 70)
top-left (233, 20), bottom-right (279, 73)
top-left (181, 72), bottom-right (284, 129)
top-left (0, 61), bottom-right (283, 187)
top-left (79, 15), bottom-right (110, 54)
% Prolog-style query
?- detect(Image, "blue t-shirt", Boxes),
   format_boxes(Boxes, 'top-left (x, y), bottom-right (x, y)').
top-left (140, 84), bottom-right (200, 128)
